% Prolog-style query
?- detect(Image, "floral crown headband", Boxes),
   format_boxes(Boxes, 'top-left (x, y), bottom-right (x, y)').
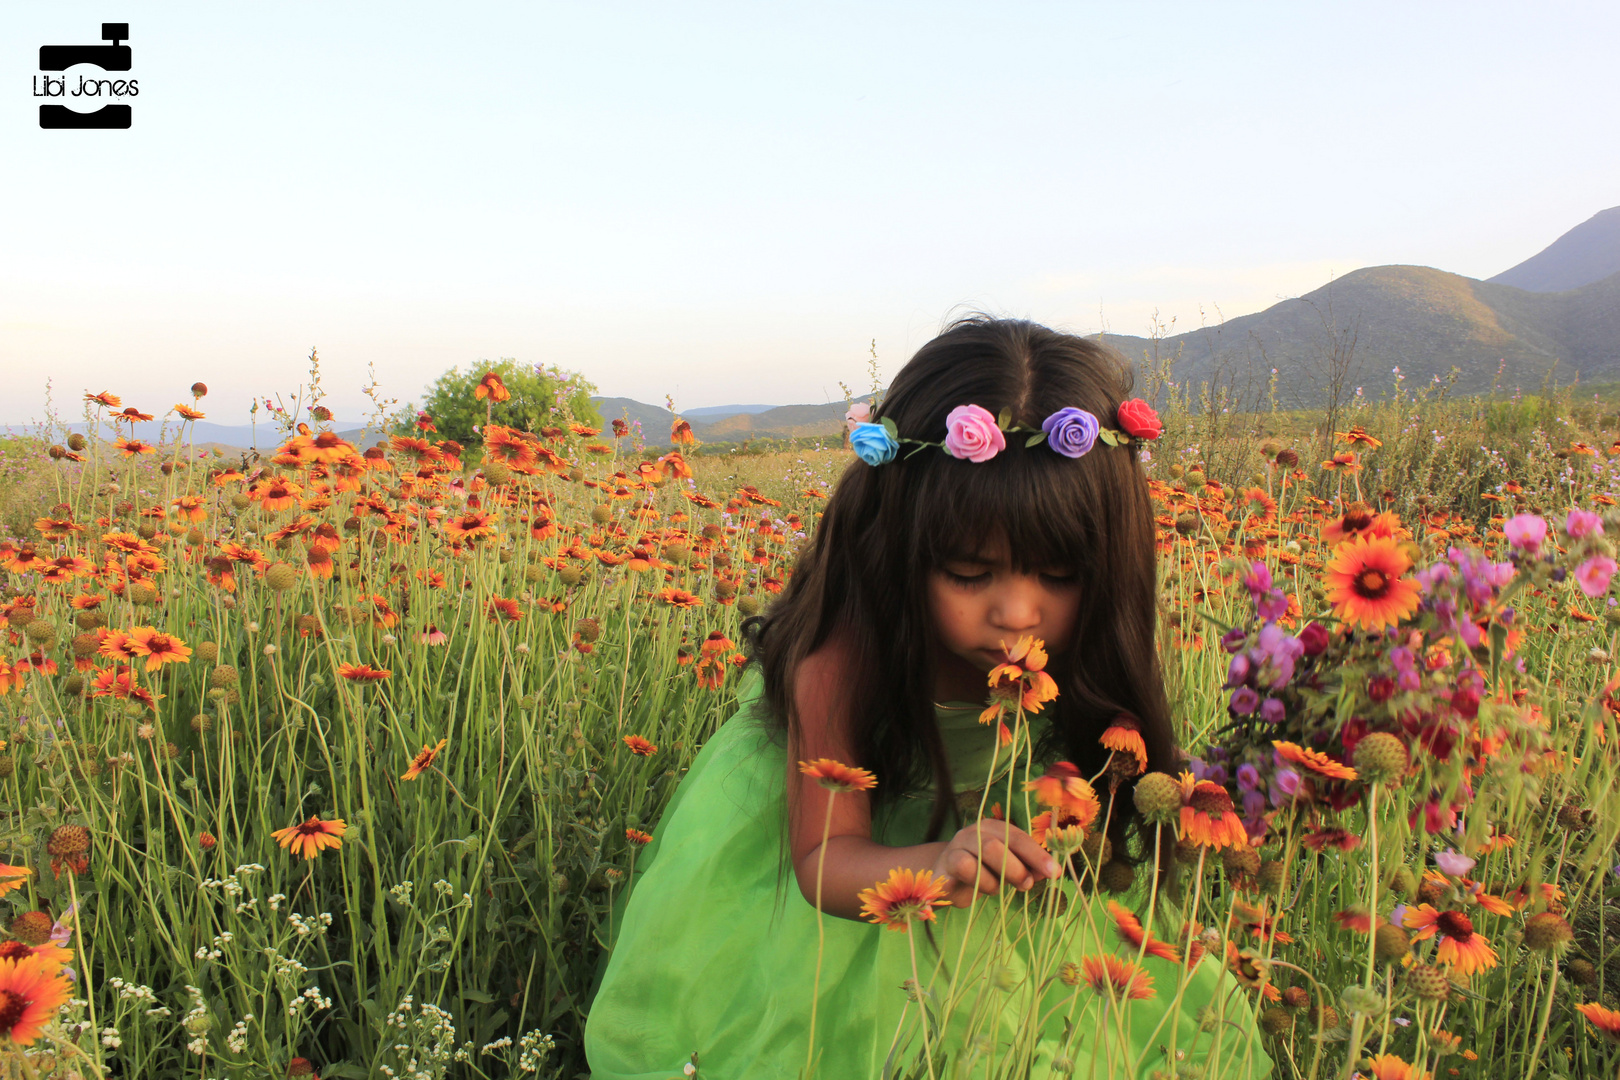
top-left (846, 399), bottom-right (1162, 467)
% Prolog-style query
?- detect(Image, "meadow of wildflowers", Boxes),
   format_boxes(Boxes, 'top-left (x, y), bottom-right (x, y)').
top-left (0, 365), bottom-right (1619, 1079)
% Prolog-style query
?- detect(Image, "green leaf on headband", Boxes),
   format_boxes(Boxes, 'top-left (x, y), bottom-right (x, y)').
top-left (1024, 432), bottom-right (1047, 448)
top-left (1099, 429), bottom-right (1121, 447)
top-left (996, 407), bottom-right (1013, 430)
top-left (880, 417), bottom-right (899, 440)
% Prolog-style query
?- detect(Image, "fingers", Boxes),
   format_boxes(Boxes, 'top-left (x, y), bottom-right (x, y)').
top-left (959, 822), bottom-right (1062, 886)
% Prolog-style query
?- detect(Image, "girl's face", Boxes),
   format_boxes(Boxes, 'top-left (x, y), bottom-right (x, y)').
top-left (926, 535), bottom-right (1081, 699)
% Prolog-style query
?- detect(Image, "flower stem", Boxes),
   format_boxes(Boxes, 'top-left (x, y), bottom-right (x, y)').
top-left (804, 791), bottom-right (837, 1080)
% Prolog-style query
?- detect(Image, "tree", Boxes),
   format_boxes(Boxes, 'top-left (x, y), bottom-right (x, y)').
top-left (403, 359), bottom-right (602, 446)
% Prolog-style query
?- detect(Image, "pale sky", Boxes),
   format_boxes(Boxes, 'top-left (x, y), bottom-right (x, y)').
top-left (2, 2), bottom-right (1616, 425)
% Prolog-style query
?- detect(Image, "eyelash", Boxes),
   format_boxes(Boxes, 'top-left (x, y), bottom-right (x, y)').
top-left (945, 571), bottom-right (1077, 588)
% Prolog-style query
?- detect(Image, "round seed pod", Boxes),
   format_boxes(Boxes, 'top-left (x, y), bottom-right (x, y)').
top-left (738, 596), bottom-right (761, 617)
top-left (1408, 963), bottom-right (1450, 1001)
top-left (195, 641), bottom-right (219, 663)
top-left (1386, 867), bottom-right (1417, 897)
top-left (1132, 772), bottom-right (1182, 825)
top-left (567, 467), bottom-right (585, 482)
top-left (1374, 923), bottom-right (1410, 963)
top-left (558, 566), bottom-right (583, 587)
top-left (209, 665), bottom-right (239, 690)
top-left (1567, 958), bottom-right (1599, 986)
top-left (136, 523), bottom-right (157, 540)
top-left (75, 610), bottom-right (106, 630)
top-left (713, 580), bottom-right (737, 600)
top-left (63, 674), bottom-right (86, 697)
top-left (1098, 860), bottom-right (1135, 894)
top-left (25, 621), bottom-right (56, 647)
top-left (1257, 860), bottom-right (1286, 894)
top-left (1352, 732), bottom-right (1409, 785)
top-left (482, 460), bottom-right (512, 485)
top-left (1275, 449), bottom-right (1299, 467)
top-left (524, 564), bottom-right (544, 583)
top-left (1522, 912), bottom-right (1574, 954)
top-left (128, 581), bottom-right (159, 606)
top-left (186, 528), bottom-right (206, 546)
top-left (1259, 1007), bottom-right (1293, 1036)
top-left (1281, 986), bottom-right (1310, 1011)
top-left (67, 433), bottom-right (87, 452)
top-left (229, 492), bottom-right (251, 510)
top-left (264, 562), bottom-right (298, 592)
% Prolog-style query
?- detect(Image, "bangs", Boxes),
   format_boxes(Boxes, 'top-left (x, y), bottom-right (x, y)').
top-left (906, 443), bottom-right (1104, 576)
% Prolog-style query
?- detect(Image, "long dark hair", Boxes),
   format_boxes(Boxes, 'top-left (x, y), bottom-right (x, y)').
top-left (744, 315), bottom-right (1175, 863)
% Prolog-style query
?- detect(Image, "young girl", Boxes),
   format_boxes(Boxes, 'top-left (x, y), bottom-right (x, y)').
top-left (585, 317), bottom-right (1271, 1078)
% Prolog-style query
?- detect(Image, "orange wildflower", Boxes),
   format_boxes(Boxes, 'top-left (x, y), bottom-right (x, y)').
top-left (856, 867), bottom-right (950, 932)
top-left (337, 663), bottom-right (391, 682)
top-left (0, 864), bottom-right (31, 899)
top-left (1362, 1054), bottom-right (1429, 1080)
top-left (1079, 953), bottom-right (1155, 1000)
top-left (623, 735), bottom-right (657, 756)
top-left (658, 587), bottom-right (704, 609)
top-left (127, 627), bottom-right (192, 672)
top-left (1100, 719), bottom-right (1148, 775)
top-left (1272, 740), bottom-right (1357, 782)
top-left (1024, 762), bottom-right (1101, 831)
top-left (0, 956), bottom-right (73, 1045)
top-left (1576, 1001), bottom-right (1620, 1043)
top-left (1106, 900), bottom-right (1180, 962)
top-left (982, 634), bottom-right (1059, 722)
top-left (113, 436), bottom-right (156, 457)
top-left (1177, 772), bottom-right (1247, 851)
top-left (798, 759), bottom-right (877, 793)
top-left (173, 403), bottom-right (206, 421)
top-left (1324, 534), bottom-right (1419, 631)
top-left (0, 939), bottom-right (73, 972)
top-left (474, 371), bottom-right (511, 402)
top-left (85, 391), bottom-right (122, 408)
top-left (486, 597), bottom-right (522, 623)
top-left (1335, 426), bottom-right (1383, 450)
top-left (442, 512), bottom-right (496, 542)
top-left (1402, 905), bottom-right (1498, 976)
top-left (253, 478), bottom-right (303, 513)
top-left (401, 738), bottom-right (448, 781)
top-left (626, 828), bottom-right (653, 845)
top-left (270, 816), bottom-right (346, 860)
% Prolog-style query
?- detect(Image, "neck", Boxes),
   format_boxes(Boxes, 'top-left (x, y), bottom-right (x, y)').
top-left (931, 640), bottom-right (990, 704)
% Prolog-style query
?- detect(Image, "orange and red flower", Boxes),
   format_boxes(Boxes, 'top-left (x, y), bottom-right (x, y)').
top-left (856, 867), bottom-right (950, 932)
top-left (1576, 1001), bottom-right (1620, 1044)
top-left (1024, 762), bottom-right (1100, 832)
top-left (798, 759), bottom-right (877, 793)
top-left (401, 739), bottom-right (448, 781)
top-left (1324, 534), bottom-right (1420, 631)
top-left (1106, 900), bottom-right (1181, 962)
top-left (1100, 719), bottom-right (1148, 776)
top-left (1272, 740), bottom-right (1357, 782)
top-left (127, 627), bottom-right (192, 672)
top-left (271, 816), bottom-right (346, 860)
top-left (1079, 953), bottom-right (1155, 1000)
top-left (1402, 905), bottom-right (1498, 976)
top-left (623, 735), bottom-right (657, 756)
top-left (1176, 772), bottom-right (1248, 851)
top-left (337, 663), bottom-right (391, 682)
top-left (0, 955), bottom-right (73, 1045)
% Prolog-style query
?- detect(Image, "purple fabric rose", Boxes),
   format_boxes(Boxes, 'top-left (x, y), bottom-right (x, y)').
top-left (1040, 407), bottom-right (1099, 458)
top-left (942, 404), bottom-right (1006, 462)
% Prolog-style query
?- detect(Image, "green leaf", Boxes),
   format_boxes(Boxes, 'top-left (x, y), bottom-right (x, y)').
top-left (1099, 430), bottom-right (1120, 447)
top-left (997, 406), bottom-right (1013, 430)
top-left (880, 417), bottom-right (899, 440)
top-left (1024, 432), bottom-right (1048, 448)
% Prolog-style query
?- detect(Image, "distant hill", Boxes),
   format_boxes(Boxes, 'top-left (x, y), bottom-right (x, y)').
top-left (1096, 205), bottom-right (1620, 402)
top-left (1488, 206), bottom-right (1620, 292)
top-left (683, 403), bottom-right (776, 418)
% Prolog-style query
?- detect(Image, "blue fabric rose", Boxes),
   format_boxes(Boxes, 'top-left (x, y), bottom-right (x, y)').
top-left (849, 422), bottom-right (899, 466)
top-left (1040, 407), bottom-right (1099, 458)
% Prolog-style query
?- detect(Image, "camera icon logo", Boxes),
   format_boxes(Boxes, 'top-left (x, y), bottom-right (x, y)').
top-left (38, 23), bottom-right (134, 129)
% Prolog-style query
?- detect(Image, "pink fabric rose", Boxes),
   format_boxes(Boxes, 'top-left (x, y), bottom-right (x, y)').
top-left (843, 401), bottom-right (872, 434)
top-left (942, 405), bottom-right (1006, 462)
top-left (1575, 555), bottom-right (1617, 598)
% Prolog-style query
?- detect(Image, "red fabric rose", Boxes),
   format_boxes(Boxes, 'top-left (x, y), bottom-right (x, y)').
top-left (1116, 399), bottom-right (1162, 440)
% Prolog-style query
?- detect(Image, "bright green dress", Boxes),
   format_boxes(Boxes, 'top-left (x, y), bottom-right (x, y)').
top-left (585, 669), bottom-right (1272, 1080)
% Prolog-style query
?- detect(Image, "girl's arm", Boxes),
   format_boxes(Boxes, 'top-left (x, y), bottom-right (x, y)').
top-left (788, 638), bottom-right (1060, 921)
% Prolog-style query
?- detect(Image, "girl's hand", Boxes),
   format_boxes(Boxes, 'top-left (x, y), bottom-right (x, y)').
top-left (932, 820), bottom-right (1061, 907)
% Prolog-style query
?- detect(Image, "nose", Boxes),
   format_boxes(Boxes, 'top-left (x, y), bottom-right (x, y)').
top-left (989, 576), bottom-right (1044, 633)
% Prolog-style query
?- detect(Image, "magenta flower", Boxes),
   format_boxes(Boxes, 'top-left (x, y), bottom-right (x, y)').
top-left (942, 404), bottom-right (1006, 463)
top-left (1566, 507), bottom-right (1604, 540)
top-left (1502, 514), bottom-right (1547, 551)
top-left (1575, 555), bottom-right (1617, 598)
